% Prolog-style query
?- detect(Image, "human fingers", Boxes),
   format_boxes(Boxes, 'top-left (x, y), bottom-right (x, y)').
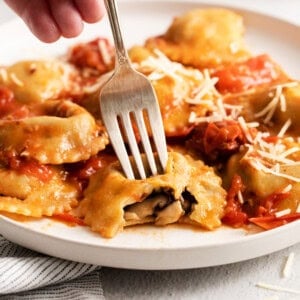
top-left (74, 0), bottom-right (105, 23)
top-left (4, 0), bottom-right (61, 43)
top-left (48, 0), bottom-right (83, 39)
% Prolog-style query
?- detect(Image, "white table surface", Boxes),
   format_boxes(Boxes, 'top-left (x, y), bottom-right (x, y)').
top-left (0, 1), bottom-right (299, 299)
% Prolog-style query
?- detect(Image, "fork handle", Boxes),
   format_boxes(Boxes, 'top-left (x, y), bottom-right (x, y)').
top-left (104, 0), bottom-right (130, 68)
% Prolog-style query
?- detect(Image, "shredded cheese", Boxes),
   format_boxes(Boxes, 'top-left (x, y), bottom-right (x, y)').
top-left (137, 49), bottom-right (203, 83)
top-left (0, 68), bottom-right (8, 82)
top-left (282, 252), bottom-right (295, 278)
top-left (249, 159), bottom-right (300, 183)
top-left (188, 112), bottom-right (224, 124)
top-left (238, 116), bottom-right (254, 143)
top-left (10, 73), bottom-right (24, 87)
top-left (279, 93), bottom-right (287, 112)
top-left (262, 296), bottom-right (279, 300)
top-left (256, 150), bottom-right (296, 164)
top-left (98, 39), bottom-right (111, 66)
top-left (281, 184), bottom-right (292, 193)
top-left (256, 282), bottom-right (300, 295)
top-left (185, 70), bottom-right (220, 105)
top-left (254, 82), bottom-right (298, 124)
top-left (274, 208), bottom-right (291, 218)
top-left (136, 49), bottom-right (223, 113)
top-left (237, 190), bottom-right (244, 204)
top-left (277, 119), bottom-right (292, 138)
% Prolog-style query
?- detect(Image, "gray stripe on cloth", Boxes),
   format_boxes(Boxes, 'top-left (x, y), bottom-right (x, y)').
top-left (0, 235), bottom-right (104, 298)
top-left (0, 271), bottom-right (104, 300)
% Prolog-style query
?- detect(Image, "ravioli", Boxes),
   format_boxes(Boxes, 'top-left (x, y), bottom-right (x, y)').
top-left (78, 152), bottom-right (226, 238)
top-left (225, 145), bottom-right (300, 214)
top-left (0, 100), bottom-right (108, 164)
top-left (0, 60), bottom-right (79, 103)
top-left (145, 8), bottom-right (250, 69)
top-left (0, 165), bottom-right (78, 217)
top-left (132, 49), bottom-right (221, 136)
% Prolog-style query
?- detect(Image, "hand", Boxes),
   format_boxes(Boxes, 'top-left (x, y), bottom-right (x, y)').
top-left (4, 0), bottom-right (105, 43)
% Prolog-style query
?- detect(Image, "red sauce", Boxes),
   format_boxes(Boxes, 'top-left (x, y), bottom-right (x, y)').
top-left (256, 191), bottom-right (290, 217)
top-left (222, 175), bottom-right (300, 230)
top-left (68, 38), bottom-right (114, 74)
top-left (222, 174), bottom-right (248, 227)
top-left (0, 86), bottom-right (30, 120)
top-left (1, 151), bottom-right (53, 182)
top-left (187, 120), bottom-right (246, 162)
top-left (212, 54), bottom-right (289, 94)
top-left (66, 152), bottom-right (117, 191)
top-left (52, 213), bottom-right (85, 226)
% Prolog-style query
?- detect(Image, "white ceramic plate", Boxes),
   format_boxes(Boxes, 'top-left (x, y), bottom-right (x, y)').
top-left (0, 0), bottom-right (300, 270)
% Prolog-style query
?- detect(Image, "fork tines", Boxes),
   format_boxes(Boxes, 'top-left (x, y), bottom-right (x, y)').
top-left (100, 77), bottom-right (168, 180)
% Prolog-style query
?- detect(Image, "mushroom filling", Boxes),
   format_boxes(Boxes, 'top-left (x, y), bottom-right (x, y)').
top-left (124, 189), bottom-right (197, 226)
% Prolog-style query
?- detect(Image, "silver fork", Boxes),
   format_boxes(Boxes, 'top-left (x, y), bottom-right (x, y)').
top-left (100, 0), bottom-right (168, 179)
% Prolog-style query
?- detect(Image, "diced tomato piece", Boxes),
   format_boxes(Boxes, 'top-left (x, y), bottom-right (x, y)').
top-left (187, 120), bottom-right (246, 162)
top-left (0, 86), bottom-right (30, 120)
top-left (257, 192), bottom-right (290, 217)
top-left (68, 154), bottom-right (117, 181)
top-left (68, 38), bottom-right (114, 74)
top-left (66, 153), bottom-right (117, 191)
top-left (212, 54), bottom-right (289, 94)
top-left (7, 154), bottom-right (53, 182)
top-left (0, 151), bottom-right (52, 182)
top-left (222, 174), bottom-right (248, 227)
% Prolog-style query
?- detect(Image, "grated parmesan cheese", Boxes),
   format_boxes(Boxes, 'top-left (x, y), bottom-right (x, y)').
top-left (0, 68), bottom-right (8, 82)
top-left (282, 252), bottom-right (295, 278)
top-left (274, 208), bottom-right (291, 218)
top-left (281, 184), bottom-right (292, 194)
top-left (256, 282), bottom-right (300, 295)
top-left (188, 112), bottom-right (224, 124)
top-left (10, 73), bottom-right (24, 87)
top-left (256, 150), bottom-right (295, 164)
top-left (238, 116), bottom-right (254, 143)
top-left (254, 82), bottom-right (298, 124)
top-left (279, 93), bottom-right (287, 112)
top-left (249, 159), bottom-right (300, 183)
top-left (98, 39), bottom-right (112, 66)
top-left (137, 49), bottom-right (203, 83)
top-left (277, 119), bottom-right (292, 138)
top-left (237, 190), bottom-right (244, 204)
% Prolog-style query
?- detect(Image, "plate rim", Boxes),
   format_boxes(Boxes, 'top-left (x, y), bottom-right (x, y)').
top-left (1, 213), bottom-right (300, 251)
top-left (0, 0), bottom-right (299, 269)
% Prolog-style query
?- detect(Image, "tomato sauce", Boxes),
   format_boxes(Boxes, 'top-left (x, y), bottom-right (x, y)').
top-left (68, 38), bottom-right (114, 74)
top-left (0, 86), bottom-right (30, 120)
top-left (52, 213), bottom-right (85, 226)
top-left (212, 54), bottom-right (289, 94)
top-left (221, 174), bottom-right (248, 227)
top-left (1, 151), bottom-right (53, 182)
top-left (187, 120), bottom-right (246, 162)
top-left (66, 152), bottom-right (117, 191)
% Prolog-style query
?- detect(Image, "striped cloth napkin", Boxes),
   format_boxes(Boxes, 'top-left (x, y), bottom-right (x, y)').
top-left (0, 235), bottom-right (104, 299)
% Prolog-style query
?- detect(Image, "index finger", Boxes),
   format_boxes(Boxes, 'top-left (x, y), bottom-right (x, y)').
top-left (74, 0), bottom-right (105, 23)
